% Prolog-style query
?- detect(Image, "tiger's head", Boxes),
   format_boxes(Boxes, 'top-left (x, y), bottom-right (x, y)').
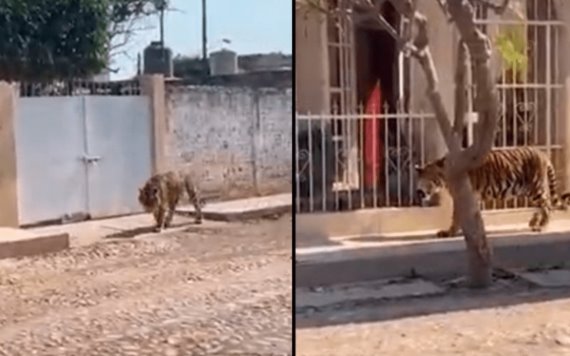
top-left (138, 182), bottom-right (160, 212)
top-left (414, 157), bottom-right (446, 207)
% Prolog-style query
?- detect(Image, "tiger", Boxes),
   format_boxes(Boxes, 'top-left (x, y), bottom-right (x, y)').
top-left (414, 147), bottom-right (570, 238)
top-left (138, 171), bottom-right (205, 232)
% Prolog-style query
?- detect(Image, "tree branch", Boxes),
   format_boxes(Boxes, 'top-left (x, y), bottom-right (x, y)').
top-left (454, 40), bottom-right (468, 135)
top-left (447, 0), bottom-right (502, 171)
top-left (387, 0), bottom-right (461, 153)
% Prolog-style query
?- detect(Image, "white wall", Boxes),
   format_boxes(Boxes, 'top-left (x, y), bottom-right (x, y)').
top-left (165, 84), bottom-right (292, 199)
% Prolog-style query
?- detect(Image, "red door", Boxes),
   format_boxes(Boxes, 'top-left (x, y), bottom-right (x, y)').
top-left (363, 81), bottom-right (384, 191)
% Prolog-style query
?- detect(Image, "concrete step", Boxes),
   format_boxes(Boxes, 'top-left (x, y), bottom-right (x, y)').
top-left (0, 227), bottom-right (69, 260)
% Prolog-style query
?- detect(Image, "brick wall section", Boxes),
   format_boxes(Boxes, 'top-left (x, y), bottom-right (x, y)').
top-left (165, 84), bottom-right (291, 199)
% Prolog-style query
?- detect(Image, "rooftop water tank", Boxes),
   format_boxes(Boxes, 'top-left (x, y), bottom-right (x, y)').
top-left (143, 41), bottom-right (173, 77)
top-left (209, 49), bottom-right (238, 76)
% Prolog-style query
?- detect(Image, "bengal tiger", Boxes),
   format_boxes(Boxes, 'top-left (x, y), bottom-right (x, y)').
top-left (414, 147), bottom-right (570, 237)
top-left (138, 171), bottom-right (204, 232)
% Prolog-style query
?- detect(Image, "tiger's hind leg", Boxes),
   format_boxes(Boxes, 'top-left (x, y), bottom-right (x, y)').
top-left (529, 193), bottom-right (552, 232)
top-left (546, 164), bottom-right (569, 211)
top-left (557, 192), bottom-right (570, 211)
top-left (184, 178), bottom-right (203, 225)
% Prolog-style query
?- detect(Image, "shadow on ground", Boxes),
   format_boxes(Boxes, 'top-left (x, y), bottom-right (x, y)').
top-left (296, 276), bottom-right (570, 329)
top-left (103, 220), bottom-right (203, 239)
top-left (295, 230), bottom-right (342, 248)
top-left (103, 226), bottom-right (158, 239)
top-left (102, 218), bottom-right (234, 239)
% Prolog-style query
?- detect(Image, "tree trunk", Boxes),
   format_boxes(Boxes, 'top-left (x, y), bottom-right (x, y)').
top-left (308, 0), bottom-right (504, 287)
top-left (387, 0), bottom-right (501, 288)
top-left (447, 171), bottom-right (493, 287)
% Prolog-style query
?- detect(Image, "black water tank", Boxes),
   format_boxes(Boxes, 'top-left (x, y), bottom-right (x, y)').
top-left (143, 41), bottom-right (173, 77)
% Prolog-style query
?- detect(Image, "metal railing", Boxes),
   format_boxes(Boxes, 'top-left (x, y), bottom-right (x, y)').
top-left (295, 104), bottom-right (563, 214)
top-left (18, 79), bottom-right (142, 97)
top-left (295, 105), bottom-right (436, 213)
top-left (296, 0), bottom-right (565, 215)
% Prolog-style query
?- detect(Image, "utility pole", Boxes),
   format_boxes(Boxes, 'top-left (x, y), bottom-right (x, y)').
top-left (202, 0), bottom-right (207, 63)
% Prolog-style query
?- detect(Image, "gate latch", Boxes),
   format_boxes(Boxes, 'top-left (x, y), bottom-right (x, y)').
top-left (81, 155), bottom-right (102, 164)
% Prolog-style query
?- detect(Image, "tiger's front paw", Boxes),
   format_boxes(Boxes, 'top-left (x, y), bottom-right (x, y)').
top-left (436, 230), bottom-right (453, 238)
top-left (530, 225), bottom-right (543, 233)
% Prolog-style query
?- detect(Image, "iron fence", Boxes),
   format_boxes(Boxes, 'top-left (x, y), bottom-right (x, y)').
top-left (295, 0), bottom-right (565, 214)
top-left (18, 79), bottom-right (141, 97)
top-left (295, 105), bottom-right (435, 213)
top-left (295, 103), bottom-right (563, 214)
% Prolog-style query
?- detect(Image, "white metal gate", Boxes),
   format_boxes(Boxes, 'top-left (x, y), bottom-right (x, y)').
top-left (15, 85), bottom-right (152, 225)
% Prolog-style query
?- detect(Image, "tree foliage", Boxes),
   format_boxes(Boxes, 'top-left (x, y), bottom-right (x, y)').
top-left (0, 0), bottom-right (110, 81)
top-left (495, 26), bottom-right (527, 82)
top-left (0, 0), bottom-right (167, 81)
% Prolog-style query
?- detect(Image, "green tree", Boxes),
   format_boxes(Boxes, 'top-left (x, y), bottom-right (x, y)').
top-left (0, 0), bottom-right (109, 80)
top-left (0, 0), bottom-right (168, 81)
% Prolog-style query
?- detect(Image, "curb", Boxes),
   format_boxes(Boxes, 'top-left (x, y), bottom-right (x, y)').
top-left (0, 228), bottom-right (70, 260)
top-left (177, 194), bottom-right (292, 222)
top-left (296, 231), bottom-right (570, 288)
top-left (202, 205), bottom-right (291, 222)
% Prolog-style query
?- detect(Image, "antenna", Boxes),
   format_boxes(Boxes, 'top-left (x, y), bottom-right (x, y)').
top-left (153, 0), bottom-right (167, 47)
top-left (202, 0), bottom-right (208, 65)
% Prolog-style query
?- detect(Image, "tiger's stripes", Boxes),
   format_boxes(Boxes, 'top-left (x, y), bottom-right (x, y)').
top-left (414, 147), bottom-right (570, 237)
top-left (138, 171), bottom-right (204, 232)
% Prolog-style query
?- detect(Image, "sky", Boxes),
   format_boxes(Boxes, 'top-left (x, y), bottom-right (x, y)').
top-left (110, 0), bottom-right (293, 79)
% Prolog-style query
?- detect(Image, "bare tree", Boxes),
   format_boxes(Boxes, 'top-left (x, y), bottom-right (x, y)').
top-left (297, 0), bottom-right (510, 288)
top-left (107, 0), bottom-right (179, 73)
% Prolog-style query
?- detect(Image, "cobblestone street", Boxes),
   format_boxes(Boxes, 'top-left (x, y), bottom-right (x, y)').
top-left (0, 216), bottom-right (292, 355)
top-left (297, 279), bottom-right (570, 356)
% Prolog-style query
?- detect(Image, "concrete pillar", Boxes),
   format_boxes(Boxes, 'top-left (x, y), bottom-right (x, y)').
top-left (0, 82), bottom-right (19, 227)
top-left (140, 75), bottom-right (167, 174)
top-left (295, 3), bottom-right (330, 114)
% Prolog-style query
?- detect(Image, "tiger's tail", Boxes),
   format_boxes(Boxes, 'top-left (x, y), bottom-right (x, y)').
top-left (548, 164), bottom-right (570, 211)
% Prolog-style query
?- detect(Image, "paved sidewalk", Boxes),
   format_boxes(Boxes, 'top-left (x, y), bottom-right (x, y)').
top-left (297, 219), bottom-right (570, 287)
top-left (29, 193), bottom-right (291, 248)
top-left (178, 193), bottom-right (291, 221)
